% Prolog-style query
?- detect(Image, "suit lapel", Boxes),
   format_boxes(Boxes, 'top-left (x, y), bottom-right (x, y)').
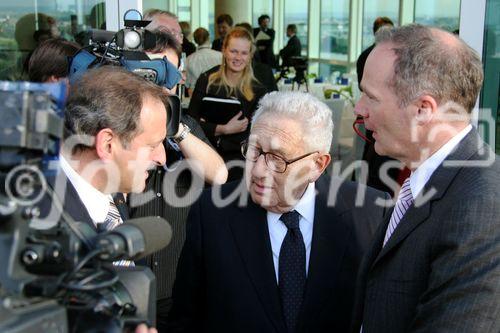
top-left (229, 199), bottom-right (287, 333)
top-left (50, 169), bottom-right (96, 231)
top-left (298, 177), bottom-right (349, 330)
top-left (373, 129), bottom-right (486, 265)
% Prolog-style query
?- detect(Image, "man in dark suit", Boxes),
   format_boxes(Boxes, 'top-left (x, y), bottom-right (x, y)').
top-left (279, 24), bottom-right (302, 67)
top-left (212, 14), bottom-right (233, 51)
top-left (352, 24), bottom-right (500, 332)
top-left (167, 91), bottom-right (388, 332)
top-left (253, 14), bottom-right (276, 67)
top-left (36, 66), bottom-right (168, 233)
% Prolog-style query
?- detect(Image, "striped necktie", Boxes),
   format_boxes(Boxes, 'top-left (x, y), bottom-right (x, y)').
top-left (383, 177), bottom-right (413, 247)
top-left (99, 198), bottom-right (122, 232)
top-left (98, 198), bottom-right (134, 267)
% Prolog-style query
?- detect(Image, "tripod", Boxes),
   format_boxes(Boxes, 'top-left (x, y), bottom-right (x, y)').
top-left (291, 67), bottom-right (308, 92)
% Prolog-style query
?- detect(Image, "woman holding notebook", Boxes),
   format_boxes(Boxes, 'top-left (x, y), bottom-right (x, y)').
top-left (188, 26), bottom-right (269, 181)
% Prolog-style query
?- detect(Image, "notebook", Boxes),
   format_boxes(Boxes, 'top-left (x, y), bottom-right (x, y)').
top-left (200, 97), bottom-right (243, 124)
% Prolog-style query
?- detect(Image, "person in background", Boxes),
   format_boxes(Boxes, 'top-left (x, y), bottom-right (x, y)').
top-left (188, 27), bottom-right (269, 181)
top-left (212, 14), bottom-right (233, 51)
top-left (355, 17), bottom-right (400, 196)
top-left (253, 14), bottom-right (276, 67)
top-left (352, 24), bottom-right (500, 332)
top-left (168, 91), bottom-right (387, 332)
top-left (144, 9), bottom-right (183, 44)
top-left (184, 27), bottom-right (222, 96)
top-left (27, 38), bottom-right (80, 97)
top-left (131, 29), bottom-right (227, 332)
top-left (179, 21), bottom-right (196, 57)
top-left (356, 17), bottom-right (394, 85)
top-left (279, 24), bottom-right (302, 67)
top-left (236, 22), bottom-right (278, 92)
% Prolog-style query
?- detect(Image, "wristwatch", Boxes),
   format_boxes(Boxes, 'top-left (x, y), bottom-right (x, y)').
top-left (173, 123), bottom-right (191, 144)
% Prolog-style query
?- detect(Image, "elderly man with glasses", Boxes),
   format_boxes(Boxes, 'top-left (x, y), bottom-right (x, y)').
top-left (167, 91), bottom-right (388, 333)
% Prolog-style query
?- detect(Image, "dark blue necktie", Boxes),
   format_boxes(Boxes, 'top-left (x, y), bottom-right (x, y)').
top-left (279, 210), bottom-right (306, 333)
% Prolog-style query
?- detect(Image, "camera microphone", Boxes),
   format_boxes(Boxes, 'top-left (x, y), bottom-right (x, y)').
top-left (95, 217), bottom-right (172, 261)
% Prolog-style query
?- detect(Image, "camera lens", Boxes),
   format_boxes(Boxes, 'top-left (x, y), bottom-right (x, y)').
top-left (124, 30), bottom-right (141, 49)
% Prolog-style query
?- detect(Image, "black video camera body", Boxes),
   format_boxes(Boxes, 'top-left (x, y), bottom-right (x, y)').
top-left (70, 9), bottom-right (181, 137)
top-left (0, 83), bottom-right (164, 332)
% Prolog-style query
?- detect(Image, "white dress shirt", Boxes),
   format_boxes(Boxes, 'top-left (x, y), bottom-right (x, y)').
top-left (59, 154), bottom-right (114, 225)
top-left (267, 182), bottom-right (316, 283)
top-left (185, 43), bottom-right (222, 88)
top-left (410, 125), bottom-right (472, 198)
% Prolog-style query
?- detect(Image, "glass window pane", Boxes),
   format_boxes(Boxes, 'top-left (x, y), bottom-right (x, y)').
top-left (414, 0), bottom-right (461, 32)
top-left (0, 0), bottom-right (104, 81)
top-left (320, 0), bottom-right (349, 61)
top-left (362, 0), bottom-right (399, 50)
top-left (318, 62), bottom-right (349, 79)
top-left (143, 0), bottom-right (170, 14)
top-left (177, 0), bottom-right (191, 22)
top-left (284, 0), bottom-right (308, 55)
top-left (208, 0), bottom-right (215, 41)
top-left (481, 0), bottom-right (500, 153)
top-left (253, 0), bottom-right (273, 27)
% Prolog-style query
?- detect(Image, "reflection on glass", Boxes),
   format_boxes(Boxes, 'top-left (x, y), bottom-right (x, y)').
top-left (0, 0), bottom-right (105, 81)
top-left (253, 0), bottom-right (273, 27)
top-left (362, 0), bottom-right (399, 50)
top-left (320, 0), bottom-right (349, 61)
top-left (414, 0), bottom-right (460, 31)
top-left (284, 0), bottom-right (308, 55)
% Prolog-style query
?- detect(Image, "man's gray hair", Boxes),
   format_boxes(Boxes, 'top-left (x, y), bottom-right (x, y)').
top-left (252, 92), bottom-right (333, 152)
top-left (143, 9), bottom-right (180, 35)
top-left (376, 24), bottom-right (483, 113)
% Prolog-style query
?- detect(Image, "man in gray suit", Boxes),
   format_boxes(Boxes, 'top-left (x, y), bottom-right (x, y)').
top-left (352, 24), bottom-right (500, 332)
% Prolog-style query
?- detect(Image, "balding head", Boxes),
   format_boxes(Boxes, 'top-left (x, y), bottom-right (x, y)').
top-left (144, 9), bottom-right (182, 44)
top-left (375, 24), bottom-right (483, 114)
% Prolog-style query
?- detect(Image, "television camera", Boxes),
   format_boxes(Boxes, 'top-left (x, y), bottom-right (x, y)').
top-left (0, 82), bottom-right (171, 332)
top-left (276, 56), bottom-right (309, 92)
top-left (71, 9), bottom-right (181, 137)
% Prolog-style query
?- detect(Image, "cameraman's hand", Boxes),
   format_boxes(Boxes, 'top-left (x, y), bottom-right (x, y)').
top-left (216, 112), bottom-right (249, 136)
top-left (134, 323), bottom-right (157, 333)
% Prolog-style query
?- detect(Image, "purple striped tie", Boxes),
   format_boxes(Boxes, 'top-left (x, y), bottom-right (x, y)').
top-left (383, 178), bottom-right (413, 247)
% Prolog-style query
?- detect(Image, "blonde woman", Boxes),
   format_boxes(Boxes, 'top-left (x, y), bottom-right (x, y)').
top-left (188, 26), bottom-right (268, 180)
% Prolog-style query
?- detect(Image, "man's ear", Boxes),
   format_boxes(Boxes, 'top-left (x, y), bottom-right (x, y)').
top-left (95, 128), bottom-right (115, 160)
top-left (415, 95), bottom-right (438, 125)
top-left (310, 153), bottom-right (331, 182)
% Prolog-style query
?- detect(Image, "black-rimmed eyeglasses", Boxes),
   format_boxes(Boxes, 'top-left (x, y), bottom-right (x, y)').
top-left (241, 141), bottom-right (318, 173)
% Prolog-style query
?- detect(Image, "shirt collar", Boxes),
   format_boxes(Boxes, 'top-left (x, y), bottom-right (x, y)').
top-left (198, 43), bottom-right (211, 50)
top-left (59, 154), bottom-right (112, 223)
top-left (267, 182), bottom-right (316, 225)
top-left (410, 124), bottom-right (472, 198)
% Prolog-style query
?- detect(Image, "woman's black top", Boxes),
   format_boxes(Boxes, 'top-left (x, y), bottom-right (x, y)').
top-left (187, 65), bottom-right (269, 180)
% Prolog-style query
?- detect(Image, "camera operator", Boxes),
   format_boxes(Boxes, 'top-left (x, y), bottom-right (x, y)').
top-left (144, 29), bottom-right (227, 184)
top-left (127, 28), bottom-right (226, 332)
